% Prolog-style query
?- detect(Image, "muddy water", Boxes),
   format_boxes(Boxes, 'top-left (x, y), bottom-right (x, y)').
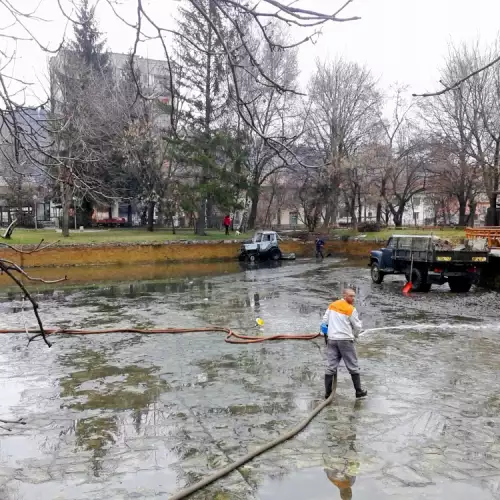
top-left (0, 258), bottom-right (499, 499)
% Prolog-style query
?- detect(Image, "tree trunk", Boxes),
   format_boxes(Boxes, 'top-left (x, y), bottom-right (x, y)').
top-left (468, 201), bottom-right (476, 227)
top-left (195, 198), bottom-right (207, 235)
top-left (486, 194), bottom-right (498, 226)
top-left (60, 180), bottom-right (70, 237)
top-left (196, 0), bottom-right (214, 237)
top-left (206, 197), bottom-right (214, 228)
top-left (376, 202), bottom-right (382, 224)
top-left (393, 211), bottom-right (403, 228)
top-left (322, 203), bottom-right (333, 229)
top-left (458, 199), bottom-right (467, 226)
top-left (147, 200), bottom-right (155, 232)
top-left (347, 197), bottom-right (358, 231)
top-left (248, 190), bottom-right (260, 230)
top-left (357, 189), bottom-right (362, 223)
top-left (171, 214), bottom-right (176, 234)
top-left (263, 191), bottom-right (274, 228)
top-left (127, 204), bottom-right (133, 227)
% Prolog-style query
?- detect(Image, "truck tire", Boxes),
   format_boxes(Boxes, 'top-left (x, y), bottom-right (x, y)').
top-left (247, 254), bottom-right (256, 263)
top-left (448, 278), bottom-right (472, 293)
top-left (371, 263), bottom-right (384, 284)
top-left (406, 268), bottom-right (428, 292)
top-left (270, 248), bottom-right (281, 261)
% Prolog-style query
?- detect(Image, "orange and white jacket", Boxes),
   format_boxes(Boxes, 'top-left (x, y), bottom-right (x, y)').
top-left (322, 299), bottom-right (362, 340)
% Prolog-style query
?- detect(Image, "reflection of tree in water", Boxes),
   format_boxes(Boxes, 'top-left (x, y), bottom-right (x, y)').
top-left (59, 349), bottom-right (169, 476)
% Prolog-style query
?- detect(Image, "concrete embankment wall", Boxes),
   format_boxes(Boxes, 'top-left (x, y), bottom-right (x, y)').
top-left (1, 239), bottom-right (376, 268)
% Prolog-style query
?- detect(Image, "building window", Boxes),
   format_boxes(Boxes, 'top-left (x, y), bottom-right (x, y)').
top-left (413, 197), bottom-right (421, 206)
top-left (289, 212), bottom-right (298, 225)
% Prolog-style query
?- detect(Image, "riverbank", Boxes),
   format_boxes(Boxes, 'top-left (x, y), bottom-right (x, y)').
top-left (0, 238), bottom-right (376, 268)
top-left (1, 227), bottom-right (465, 246)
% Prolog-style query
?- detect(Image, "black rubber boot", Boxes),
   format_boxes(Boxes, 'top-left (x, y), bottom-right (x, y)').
top-left (325, 374), bottom-right (334, 399)
top-left (351, 373), bottom-right (367, 399)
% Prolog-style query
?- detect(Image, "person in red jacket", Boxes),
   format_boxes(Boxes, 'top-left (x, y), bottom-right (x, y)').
top-left (223, 215), bottom-right (231, 235)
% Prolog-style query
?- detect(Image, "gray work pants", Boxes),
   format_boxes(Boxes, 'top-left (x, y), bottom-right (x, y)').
top-left (325, 339), bottom-right (360, 375)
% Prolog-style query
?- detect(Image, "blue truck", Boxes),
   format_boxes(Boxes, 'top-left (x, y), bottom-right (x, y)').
top-left (369, 234), bottom-right (489, 292)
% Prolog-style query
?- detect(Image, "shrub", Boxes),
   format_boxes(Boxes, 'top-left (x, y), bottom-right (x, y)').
top-left (358, 222), bottom-right (383, 232)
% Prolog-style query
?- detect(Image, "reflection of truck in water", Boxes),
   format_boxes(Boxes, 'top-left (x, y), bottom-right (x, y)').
top-left (369, 234), bottom-right (489, 292)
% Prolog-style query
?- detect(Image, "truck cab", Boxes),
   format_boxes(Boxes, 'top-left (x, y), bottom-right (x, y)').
top-left (369, 234), bottom-right (489, 292)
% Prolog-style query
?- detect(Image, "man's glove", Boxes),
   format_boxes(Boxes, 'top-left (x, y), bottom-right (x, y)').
top-left (320, 323), bottom-right (328, 345)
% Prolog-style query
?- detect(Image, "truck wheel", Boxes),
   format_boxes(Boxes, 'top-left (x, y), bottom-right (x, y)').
top-left (270, 248), bottom-right (281, 261)
top-left (407, 268), bottom-right (427, 292)
top-left (247, 254), bottom-right (256, 263)
top-left (371, 263), bottom-right (384, 284)
top-left (448, 278), bottom-right (472, 293)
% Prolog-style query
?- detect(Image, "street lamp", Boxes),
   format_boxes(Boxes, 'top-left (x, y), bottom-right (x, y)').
top-left (33, 195), bottom-right (38, 230)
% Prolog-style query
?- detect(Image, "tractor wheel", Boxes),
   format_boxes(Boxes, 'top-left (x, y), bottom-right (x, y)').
top-left (371, 263), bottom-right (384, 284)
top-left (448, 278), bottom-right (472, 293)
top-left (246, 254), bottom-right (256, 263)
top-left (270, 248), bottom-right (282, 261)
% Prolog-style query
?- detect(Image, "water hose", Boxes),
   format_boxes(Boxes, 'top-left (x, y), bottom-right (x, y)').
top-left (0, 325), bottom-right (335, 498)
top-left (1, 326), bottom-right (320, 344)
top-left (169, 374), bottom-right (337, 500)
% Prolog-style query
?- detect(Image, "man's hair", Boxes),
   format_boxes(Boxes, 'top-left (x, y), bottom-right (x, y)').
top-left (343, 288), bottom-right (356, 296)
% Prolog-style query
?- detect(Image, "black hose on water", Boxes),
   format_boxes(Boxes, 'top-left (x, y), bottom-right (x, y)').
top-left (169, 374), bottom-right (338, 499)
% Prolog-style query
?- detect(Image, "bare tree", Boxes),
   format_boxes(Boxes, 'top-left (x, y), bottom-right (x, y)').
top-left (419, 41), bottom-right (500, 225)
top-left (419, 67), bottom-right (480, 227)
top-left (258, 170), bottom-right (291, 227)
top-left (383, 126), bottom-right (429, 227)
top-left (102, 0), bottom-right (360, 156)
top-left (236, 25), bottom-right (300, 229)
top-left (0, 1), bottom-right (64, 234)
top-left (303, 57), bottom-right (382, 227)
top-left (288, 161), bottom-right (328, 232)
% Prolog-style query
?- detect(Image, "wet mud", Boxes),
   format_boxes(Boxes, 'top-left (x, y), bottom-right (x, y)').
top-left (0, 258), bottom-right (499, 499)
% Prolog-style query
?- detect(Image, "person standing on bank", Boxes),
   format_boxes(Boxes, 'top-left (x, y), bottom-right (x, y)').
top-left (322, 288), bottom-right (367, 399)
top-left (223, 214), bottom-right (231, 235)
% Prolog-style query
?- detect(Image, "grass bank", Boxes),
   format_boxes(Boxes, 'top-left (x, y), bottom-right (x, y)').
top-left (1, 228), bottom-right (252, 246)
top-left (329, 227), bottom-right (466, 242)
top-left (0, 227), bottom-right (467, 247)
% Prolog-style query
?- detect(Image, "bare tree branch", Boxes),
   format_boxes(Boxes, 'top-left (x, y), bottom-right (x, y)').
top-left (413, 53), bottom-right (500, 98)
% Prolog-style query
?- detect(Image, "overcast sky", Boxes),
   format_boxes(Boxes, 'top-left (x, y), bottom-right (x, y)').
top-left (5, 0), bottom-right (500, 106)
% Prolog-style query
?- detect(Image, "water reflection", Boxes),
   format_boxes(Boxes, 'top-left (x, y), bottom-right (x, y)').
top-left (0, 259), bottom-right (498, 499)
top-left (324, 401), bottom-right (363, 499)
top-left (59, 348), bottom-right (169, 477)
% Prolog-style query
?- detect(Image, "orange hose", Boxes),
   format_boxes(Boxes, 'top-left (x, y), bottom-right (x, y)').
top-left (2, 326), bottom-right (320, 344)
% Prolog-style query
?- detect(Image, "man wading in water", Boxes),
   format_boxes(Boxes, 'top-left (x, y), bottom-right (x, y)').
top-left (322, 288), bottom-right (367, 399)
